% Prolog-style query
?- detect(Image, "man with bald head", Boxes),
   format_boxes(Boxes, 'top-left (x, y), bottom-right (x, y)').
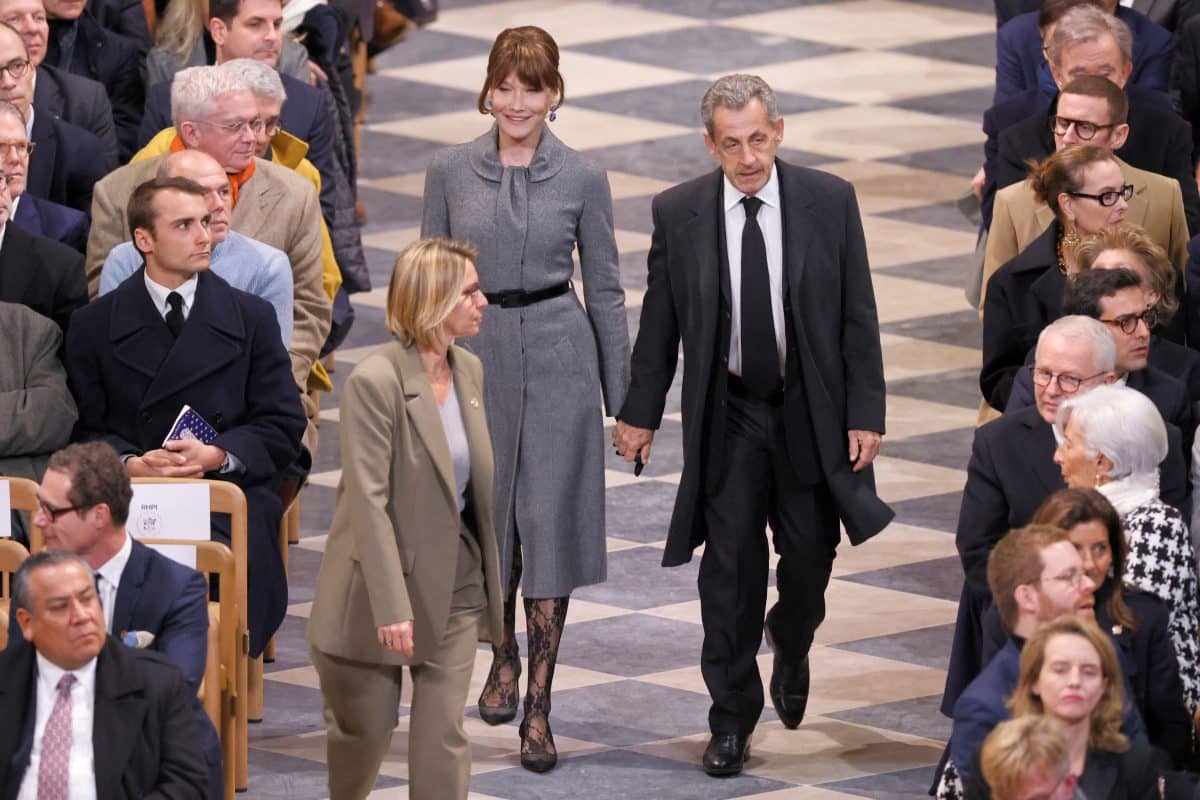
top-left (0, 0), bottom-right (117, 164)
top-left (88, 63), bottom-right (330, 449)
top-left (99, 149), bottom-right (294, 345)
top-left (0, 98), bottom-right (86, 251)
top-left (0, 21), bottom-right (105, 214)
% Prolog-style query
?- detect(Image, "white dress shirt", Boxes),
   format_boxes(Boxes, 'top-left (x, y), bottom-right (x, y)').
top-left (94, 532), bottom-right (133, 633)
top-left (722, 166), bottom-right (786, 376)
top-left (16, 653), bottom-right (99, 800)
top-left (144, 273), bottom-right (198, 320)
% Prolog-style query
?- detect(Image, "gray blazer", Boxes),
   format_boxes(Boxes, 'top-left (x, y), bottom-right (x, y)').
top-left (422, 125), bottom-right (630, 597)
top-left (0, 302), bottom-right (77, 480)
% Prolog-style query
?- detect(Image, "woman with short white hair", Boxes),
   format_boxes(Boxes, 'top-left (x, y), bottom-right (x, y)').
top-left (1054, 383), bottom-right (1200, 709)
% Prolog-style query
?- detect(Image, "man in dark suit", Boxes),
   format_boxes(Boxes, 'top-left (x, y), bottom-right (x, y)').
top-left (64, 176), bottom-right (306, 656)
top-left (0, 98), bottom-right (87, 251)
top-left (944, 315), bottom-right (1187, 716)
top-left (0, 22), bottom-right (106, 215)
top-left (0, 0), bottom-right (119, 165)
top-left (42, 0), bottom-right (143, 159)
top-left (614, 75), bottom-right (893, 777)
top-left (17, 441), bottom-right (223, 798)
top-left (0, 127), bottom-right (87, 333)
top-left (0, 550), bottom-right (208, 798)
top-left (994, 0), bottom-right (1173, 105)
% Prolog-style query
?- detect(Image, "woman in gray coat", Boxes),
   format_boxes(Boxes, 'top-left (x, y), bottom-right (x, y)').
top-left (421, 25), bottom-right (629, 773)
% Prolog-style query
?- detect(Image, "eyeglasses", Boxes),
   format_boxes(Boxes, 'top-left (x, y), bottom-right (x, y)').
top-left (1065, 184), bottom-right (1134, 207)
top-left (262, 116), bottom-right (280, 137)
top-left (1042, 567), bottom-right (1089, 589)
top-left (1049, 115), bottom-right (1116, 141)
top-left (35, 496), bottom-right (91, 521)
top-left (194, 117), bottom-right (265, 136)
top-left (0, 139), bottom-right (34, 159)
top-left (1030, 367), bottom-right (1107, 393)
top-left (1099, 306), bottom-right (1157, 335)
top-left (0, 57), bottom-right (30, 81)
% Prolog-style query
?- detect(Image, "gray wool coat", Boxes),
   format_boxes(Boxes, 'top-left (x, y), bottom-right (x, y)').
top-left (421, 125), bottom-right (630, 597)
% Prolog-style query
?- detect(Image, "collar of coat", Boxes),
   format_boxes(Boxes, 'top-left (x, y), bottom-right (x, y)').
top-left (467, 122), bottom-right (567, 183)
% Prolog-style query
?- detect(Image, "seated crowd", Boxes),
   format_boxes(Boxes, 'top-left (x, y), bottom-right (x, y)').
top-left (949, 0), bottom-right (1200, 795)
top-left (0, 0), bottom-right (379, 791)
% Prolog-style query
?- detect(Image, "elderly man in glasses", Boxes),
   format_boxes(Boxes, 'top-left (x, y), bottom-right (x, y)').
top-left (985, 74), bottom-right (1190, 322)
top-left (85, 62), bottom-right (330, 456)
top-left (942, 314), bottom-right (1189, 728)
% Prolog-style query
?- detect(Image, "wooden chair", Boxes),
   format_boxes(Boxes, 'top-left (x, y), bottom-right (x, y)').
top-left (137, 538), bottom-right (237, 800)
top-left (0, 538), bottom-right (29, 650)
top-left (129, 478), bottom-right (251, 792)
top-left (3, 476), bottom-right (41, 550)
top-left (253, 483), bottom-right (301, 717)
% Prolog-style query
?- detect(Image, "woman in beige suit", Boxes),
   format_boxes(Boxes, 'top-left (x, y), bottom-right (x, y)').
top-left (307, 238), bottom-right (503, 800)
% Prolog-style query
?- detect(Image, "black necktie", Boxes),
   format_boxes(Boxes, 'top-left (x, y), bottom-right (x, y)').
top-left (165, 291), bottom-right (185, 338)
top-left (739, 195), bottom-right (779, 397)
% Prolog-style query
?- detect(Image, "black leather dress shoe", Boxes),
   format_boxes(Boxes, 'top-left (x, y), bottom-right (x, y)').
top-left (702, 733), bottom-right (750, 777)
top-left (769, 653), bottom-right (810, 730)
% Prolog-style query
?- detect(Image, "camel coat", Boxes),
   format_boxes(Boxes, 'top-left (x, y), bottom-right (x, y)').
top-left (307, 340), bottom-right (504, 665)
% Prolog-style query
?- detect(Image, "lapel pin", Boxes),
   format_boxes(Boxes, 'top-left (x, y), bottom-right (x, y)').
top-left (469, 397), bottom-right (480, 408)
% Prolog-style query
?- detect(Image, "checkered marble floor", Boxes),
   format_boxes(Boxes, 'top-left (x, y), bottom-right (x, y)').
top-left (252, 0), bottom-right (993, 796)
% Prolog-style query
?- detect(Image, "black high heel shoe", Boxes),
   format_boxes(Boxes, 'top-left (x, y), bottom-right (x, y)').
top-left (477, 656), bottom-right (521, 725)
top-left (518, 713), bottom-right (557, 773)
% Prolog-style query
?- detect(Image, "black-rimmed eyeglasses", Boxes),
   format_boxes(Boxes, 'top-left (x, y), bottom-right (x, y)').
top-left (1099, 307), bottom-right (1158, 335)
top-left (1030, 367), bottom-right (1107, 393)
top-left (1049, 115), bottom-right (1116, 141)
top-left (35, 497), bottom-right (92, 521)
top-left (1065, 184), bottom-right (1134, 207)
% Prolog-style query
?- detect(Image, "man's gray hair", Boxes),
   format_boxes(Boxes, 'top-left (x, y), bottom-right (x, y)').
top-left (12, 551), bottom-right (95, 615)
top-left (1055, 384), bottom-right (1167, 480)
top-left (1047, 5), bottom-right (1133, 71)
top-left (1036, 315), bottom-right (1116, 374)
top-left (221, 58), bottom-right (288, 104)
top-left (0, 99), bottom-right (26, 128)
top-left (700, 74), bottom-right (779, 138)
top-left (170, 64), bottom-right (252, 128)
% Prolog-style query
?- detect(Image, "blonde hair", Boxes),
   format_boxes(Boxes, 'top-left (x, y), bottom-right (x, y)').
top-left (1075, 221), bottom-right (1179, 323)
top-left (386, 238), bottom-right (478, 350)
top-left (1009, 616), bottom-right (1129, 754)
top-left (156, 0), bottom-right (207, 63)
top-left (981, 716), bottom-right (1070, 800)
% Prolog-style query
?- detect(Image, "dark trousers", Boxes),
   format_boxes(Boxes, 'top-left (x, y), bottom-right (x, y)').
top-left (699, 390), bottom-right (839, 737)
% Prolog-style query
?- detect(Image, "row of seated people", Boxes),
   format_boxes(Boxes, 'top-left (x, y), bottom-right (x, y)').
top-left (949, 0), bottom-right (1200, 785)
top-left (1, 148), bottom-right (306, 695)
top-left (1, 441), bottom-right (224, 798)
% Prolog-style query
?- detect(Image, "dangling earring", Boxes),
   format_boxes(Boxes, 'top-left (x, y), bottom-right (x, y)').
top-left (1094, 471), bottom-right (1103, 488)
top-left (484, 95), bottom-right (493, 111)
top-left (549, 104), bottom-right (558, 123)
top-left (1061, 225), bottom-right (1080, 250)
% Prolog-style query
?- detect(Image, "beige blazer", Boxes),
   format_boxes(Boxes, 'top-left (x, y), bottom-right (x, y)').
top-left (982, 156), bottom-right (1189, 309)
top-left (85, 155), bottom-right (331, 396)
top-left (306, 340), bottom-right (504, 665)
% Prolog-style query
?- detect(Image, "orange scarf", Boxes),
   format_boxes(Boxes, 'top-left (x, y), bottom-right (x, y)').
top-left (169, 135), bottom-right (256, 208)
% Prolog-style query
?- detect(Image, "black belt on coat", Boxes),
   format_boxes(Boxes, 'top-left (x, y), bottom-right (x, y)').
top-left (484, 281), bottom-right (572, 309)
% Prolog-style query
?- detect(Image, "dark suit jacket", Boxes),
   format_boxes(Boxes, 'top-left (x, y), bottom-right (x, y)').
top-left (139, 73), bottom-right (341, 235)
top-left (0, 636), bottom-right (208, 799)
top-left (46, 13), bottom-right (144, 161)
top-left (980, 585), bottom-right (1191, 766)
top-left (13, 192), bottom-right (89, 253)
top-left (994, 0), bottom-right (1039, 27)
top-left (64, 269), bottom-right (306, 653)
top-left (26, 109), bottom-right (108, 215)
top-left (85, 0), bottom-right (151, 52)
top-left (994, 86), bottom-right (1199, 235)
top-left (964, 740), bottom-right (1168, 799)
top-left (980, 223), bottom-right (1060, 411)
top-left (1149, 336), bottom-right (1200, 403)
top-left (619, 161), bottom-right (893, 564)
top-left (0, 221), bottom-right (87, 333)
top-left (994, 7), bottom-right (1174, 106)
top-left (34, 63), bottom-right (118, 169)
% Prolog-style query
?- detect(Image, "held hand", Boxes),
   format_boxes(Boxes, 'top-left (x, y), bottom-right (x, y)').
top-left (613, 420), bottom-right (654, 464)
top-left (971, 166), bottom-right (985, 200)
top-left (126, 449), bottom-right (205, 478)
top-left (848, 430), bottom-right (882, 473)
top-left (164, 439), bottom-right (228, 473)
top-left (377, 621), bottom-right (414, 657)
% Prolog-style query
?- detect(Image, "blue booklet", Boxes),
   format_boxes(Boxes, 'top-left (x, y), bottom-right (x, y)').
top-left (162, 405), bottom-right (218, 446)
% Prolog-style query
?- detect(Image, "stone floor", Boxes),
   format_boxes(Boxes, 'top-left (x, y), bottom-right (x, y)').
top-left (250, 0), bottom-right (993, 796)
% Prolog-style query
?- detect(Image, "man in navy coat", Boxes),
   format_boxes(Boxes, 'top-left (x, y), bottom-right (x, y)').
top-left (64, 175), bottom-right (306, 657)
